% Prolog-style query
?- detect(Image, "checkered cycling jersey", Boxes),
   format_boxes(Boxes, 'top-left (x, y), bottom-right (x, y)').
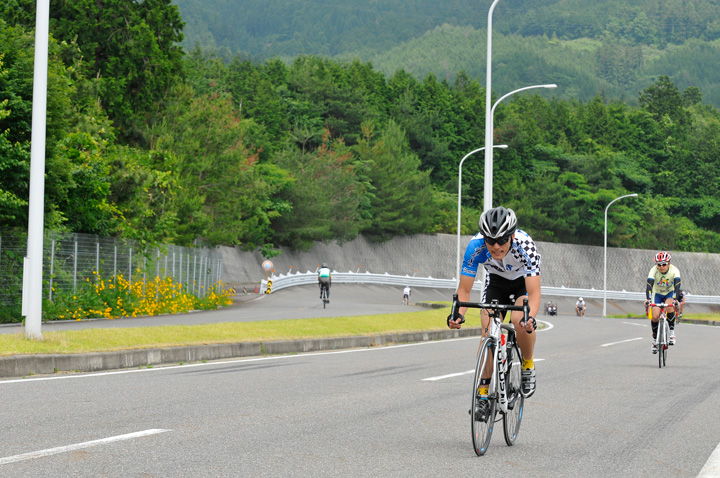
top-left (461, 229), bottom-right (541, 281)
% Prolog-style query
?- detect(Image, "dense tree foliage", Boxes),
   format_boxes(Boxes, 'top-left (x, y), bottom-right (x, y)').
top-left (2, 6), bottom-right (720, 255)
top-left (7, 0), bottom-right (185, 143)
top-left (174, 0), bottom-right (720, 107)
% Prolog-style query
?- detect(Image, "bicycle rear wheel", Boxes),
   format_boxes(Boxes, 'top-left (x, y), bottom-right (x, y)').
top-left (471, 339), bottom-right (496, 456)
top-left (503, 339), bottom-right (524, 446)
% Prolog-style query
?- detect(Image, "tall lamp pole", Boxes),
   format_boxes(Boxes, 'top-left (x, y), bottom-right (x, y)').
top-left (603, 193), bottom-right (639, 317)
top-left (483, 0), bottom-right (502, 212)
top-left (483, 84), bottom-right (557, 212)
top-left (457, 145), bottom-right (508, 283)
top-left (22, 0), bottom-right (51, 340)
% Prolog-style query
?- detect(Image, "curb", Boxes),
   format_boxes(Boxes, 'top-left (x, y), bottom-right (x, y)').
top-left (678, 318), bottom-right (720, 327)
top-left (0, 327), bottom-right (484, 379)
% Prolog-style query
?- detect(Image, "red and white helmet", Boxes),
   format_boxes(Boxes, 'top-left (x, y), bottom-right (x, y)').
top-left (655, 251), bottom-right (671, 264)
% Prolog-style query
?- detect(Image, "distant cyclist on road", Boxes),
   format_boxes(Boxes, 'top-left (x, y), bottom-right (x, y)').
top-left (447, 206), bottom-right (541, 397)
top-left (318, 263), bottom-right (332, 301)
top-left (402, 286), bottom-right (412, 305)
top-left (677, 289), bottom-right (686, 319)
top-left (575, 297), bottom-right (586, 316)
top-left (645, 251), bottom-right (682, 352)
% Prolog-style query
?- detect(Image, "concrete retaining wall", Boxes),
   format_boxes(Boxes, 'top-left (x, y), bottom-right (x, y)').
top-left (219, 234), bottom-right (719, 296)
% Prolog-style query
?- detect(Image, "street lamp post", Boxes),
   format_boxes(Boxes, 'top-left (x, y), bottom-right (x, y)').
top-left (483, 0), bottom-right (501, 212)
top-left (603, 193), bottom-right (639, 317)
top-left (22, 0), bottom-right (51, 340)
top-left (457, 145), bottom-right (508, 283)
top-left (483, 84), bottom-right (557, 212)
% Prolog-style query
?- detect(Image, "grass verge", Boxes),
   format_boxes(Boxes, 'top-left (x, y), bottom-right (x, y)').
top-left (3, 307), bottom-right (715, 357)
top-left (0, 307), bottom-right (456, 356)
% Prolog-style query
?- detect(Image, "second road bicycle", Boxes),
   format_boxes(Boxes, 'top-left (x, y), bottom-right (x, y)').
top-left (320, 285), bottom-right (329, 308)
top-left (647, 302), bottom-right (674, 368)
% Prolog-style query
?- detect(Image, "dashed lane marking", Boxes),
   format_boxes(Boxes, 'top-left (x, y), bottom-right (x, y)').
top-left (600, 337), bottom-right (644, 347)
top-left (0, 429), bottom-right (170, 465)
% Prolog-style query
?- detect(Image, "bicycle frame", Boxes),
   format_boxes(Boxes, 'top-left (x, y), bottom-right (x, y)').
top-left (451, 294), bottom-right (530, 455)
top-left (647, 302), bottom-right (672, 367)
top-left (453, 297), bottom-right (529, 410)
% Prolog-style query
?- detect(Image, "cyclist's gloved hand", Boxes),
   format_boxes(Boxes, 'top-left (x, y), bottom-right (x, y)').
top-left (447, 312), bottom-right (465, 328)
top-left (644, 300), bottom-right (651, 309)
top-left (520, 316), bottom-right (536, 334)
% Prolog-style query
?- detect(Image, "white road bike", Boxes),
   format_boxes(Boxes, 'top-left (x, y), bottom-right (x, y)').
top-left (647, 302), bottom-right (675, 368)
top-left (450, 295), bottom-right (532, 456)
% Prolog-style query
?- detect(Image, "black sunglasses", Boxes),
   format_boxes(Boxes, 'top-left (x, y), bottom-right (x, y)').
top-left (485, 234), bottom-right (512, 246)
top-left (657, 261), bottom-right (669, 267)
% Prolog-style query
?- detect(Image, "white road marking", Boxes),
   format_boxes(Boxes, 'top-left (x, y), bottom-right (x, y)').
top-left (698, 440), bottom-right (720, 478)
top-left (422, 359), bottom-right (545, 381)
top-left (600, 337), bottom-right (643, 347)
top-left (0, 429), bottom-right (170, 465)
top-left (622, 321), bottom-right (648, 327)
top-left (537, 320), bottom-right (554, 331)
top-left (423, 370), bottom-right (474, 381)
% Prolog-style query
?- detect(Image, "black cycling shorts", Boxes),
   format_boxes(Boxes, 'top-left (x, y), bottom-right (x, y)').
top-left (482, 275), bottom-right (527, 319)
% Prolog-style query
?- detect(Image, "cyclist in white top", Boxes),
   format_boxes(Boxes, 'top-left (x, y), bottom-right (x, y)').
top-left (447, 206), bottom-right (541, 397)
top-left (318, 263), bottom-right (332, 300)
top-left (402, 286), bottom-right (411, 305)
top-left (575, 298), bottom-right (586, 316)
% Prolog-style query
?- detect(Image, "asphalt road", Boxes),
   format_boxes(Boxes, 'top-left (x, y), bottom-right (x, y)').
top-left (1, 287), bottom-right (719, 477)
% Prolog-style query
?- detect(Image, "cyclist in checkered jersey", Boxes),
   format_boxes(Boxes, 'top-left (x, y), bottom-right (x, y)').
top-left (448, 206), bottom-right (542, 397)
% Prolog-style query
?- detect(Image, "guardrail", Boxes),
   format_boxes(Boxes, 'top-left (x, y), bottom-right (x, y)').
top-left (261, 271), bottom-right (720, 305)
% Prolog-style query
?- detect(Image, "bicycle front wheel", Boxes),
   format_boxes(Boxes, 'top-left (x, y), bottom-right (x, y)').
top-left (661, 320), bottom-right (668, 367)
top-left (471, 339), bottom-right (496, 456)
top-left (503, 340), bottom-right (524, 446)
top-left (657, 318), bottom-right (665, 368)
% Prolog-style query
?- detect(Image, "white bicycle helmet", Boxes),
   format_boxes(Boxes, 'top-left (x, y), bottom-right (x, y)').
top-left (479, 206), bottom-right (517, 238)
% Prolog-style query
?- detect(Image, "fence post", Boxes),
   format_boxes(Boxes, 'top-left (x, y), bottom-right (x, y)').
top-left (199, 256), bottom-right (204, 297)
top-left (113, 244), bottom-right (117, 280)
top-left (128, 247), bottom-right (133, 288)
top-left (217, 259), bottom-right (222, 291)
top-left (201, 255), bottom-right (204, 297)
top-left (193, 255), bottom-right (197, 295)
top-left (48, 239), bottom-right (55, 301)
top-left (156, 248), bottom-right (160, 301)
top-left (172, 250), bottom-right (176, 297)
top-left (95, 241), bottom-right (100, 278)
top-left (73, 239), bottom-right (78, 293)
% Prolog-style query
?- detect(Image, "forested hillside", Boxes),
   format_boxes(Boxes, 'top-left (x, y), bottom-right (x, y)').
top-left (1, 1), bottom-right (720, 258)
top-left (174, 0), bottom-right (720, 106)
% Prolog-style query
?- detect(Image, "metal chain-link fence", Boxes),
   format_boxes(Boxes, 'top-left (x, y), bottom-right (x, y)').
top-left (0, 231), bottom-right (223, 319)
